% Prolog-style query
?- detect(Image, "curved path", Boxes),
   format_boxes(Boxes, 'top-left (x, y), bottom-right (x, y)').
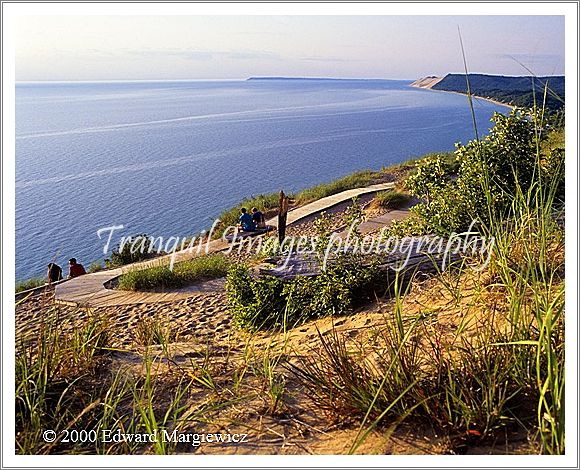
top-left (55, 182), bottom-right (395, 307)
top-left (265, 182), bottom-right (395, 227)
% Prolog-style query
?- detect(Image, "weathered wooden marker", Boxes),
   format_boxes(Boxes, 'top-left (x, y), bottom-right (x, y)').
top-left (278, 190), bottom-right (289, 245)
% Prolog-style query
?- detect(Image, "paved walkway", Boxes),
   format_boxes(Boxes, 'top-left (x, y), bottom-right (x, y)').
top-left (55, 182), bottom-right (396, 307)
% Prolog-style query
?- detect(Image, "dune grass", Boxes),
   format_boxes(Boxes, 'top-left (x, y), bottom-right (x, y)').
top-left (287, 61), bottom-right (565, 454)
top-left (14, 304), bottom-right (240, 455)
top-left (373, 190), bottom-right (411, 210)
top-left (15, 141), bottom-right (564, 455)
top-left (15, 277), bottom-right (46, 293)
top-left (15, 66), bottom-right (565, 455)
top-left (285, 160), bottom-right (564, 453)
top-left (294, 169), bottom-right (381, 205)
top-left (118, 253), bottom-right (230, 291)
top-left (215, 169), bottom-right (385, 235)
top-left (225, 76), bottom-right (565, 453)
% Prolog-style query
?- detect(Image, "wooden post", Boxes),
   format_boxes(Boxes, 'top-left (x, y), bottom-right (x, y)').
top-left (278, 190), bottom-right (289, 245)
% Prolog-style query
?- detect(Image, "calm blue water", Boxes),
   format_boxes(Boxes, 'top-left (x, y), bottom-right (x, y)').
top-left (16, 79), bottom-right (508, 280)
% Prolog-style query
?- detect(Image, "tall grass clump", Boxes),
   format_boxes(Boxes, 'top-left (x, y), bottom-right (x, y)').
top-left (15, 277), bottom-right (46, 293)
top-left (15, 305), bottom-right (218, 454)
top-left (289, 278), bottom-right (424, 427)
top-left (118, 253), bottom-right (230, 291)
top-left (480, 145), bottom-right (565, 454)
top-left (134, 315), bottom-right (178, 347)
top-left (373, 190), bottom-right (411, 210)
top-left (472, 79), bottom-right (564, 453)
top-left (15, 308), bottom-right (111, 454)
top-left (289, 272), bottom-right (539, 452)
top-left (289, 90), bottom-right (564, 452)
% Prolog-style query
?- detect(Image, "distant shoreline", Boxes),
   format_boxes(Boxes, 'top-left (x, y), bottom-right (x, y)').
top-left (410, 82), bottom-right (514, 110)
top-left (15, 79), bottom-right (505, 281)
top-left (246, 76), bottom-right (403, 82)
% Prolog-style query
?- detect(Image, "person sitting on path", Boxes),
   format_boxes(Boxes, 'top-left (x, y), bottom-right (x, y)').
top-left (239, 207), bottom-right (256, 232)
top-left (252, 207), bottom-right (266, 229)
top-left (68, 258), bottom-right (87, 278)
top-left (47, 262), bottom-right (63, 285)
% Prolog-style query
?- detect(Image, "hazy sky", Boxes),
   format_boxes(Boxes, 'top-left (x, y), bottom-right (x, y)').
top-left (15, 15), bottom-right (564, 80)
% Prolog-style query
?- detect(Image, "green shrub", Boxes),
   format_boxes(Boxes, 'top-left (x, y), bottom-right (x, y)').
top-left (118, 254), bottom-right (229, 291)
top-left (404, 109), bottom-right (565, 235)
top-left (226, 254), bottom-right (385, 331)
top-left (226, 264), bottom-right (288, 330)
top-left (312, 211), bottom-right (334, 257)
top-left (105, 234), bottom-right (158, 268)
top-left (15, 277), bottom-right (46, 293)
top-left (88, 261), bottom-right (104, 273)
top-left (343, 196), bottom-right (364, 240)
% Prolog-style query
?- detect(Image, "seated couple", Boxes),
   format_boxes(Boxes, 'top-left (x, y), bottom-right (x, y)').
top-left (239, 207), bottom-right (266, 232)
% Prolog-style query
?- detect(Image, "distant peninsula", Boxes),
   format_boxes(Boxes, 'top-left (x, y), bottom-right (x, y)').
top-left (247, 76), bottom-right (383, 81)
top-left (411, 73), bottom-right (565, 111)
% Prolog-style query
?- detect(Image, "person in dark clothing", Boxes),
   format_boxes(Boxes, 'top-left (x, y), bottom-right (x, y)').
top-left (47, 263), bottom-right (63, 284)
top-left (251, 207), bottom-right (266, 229)
top-left (68, 258), bottom-right (87, 278)
top-left (239, 207), bottom-right (256, 232)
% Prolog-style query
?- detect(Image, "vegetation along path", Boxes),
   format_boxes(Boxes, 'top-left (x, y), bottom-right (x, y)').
top-left (54, 182), bottom-right (396, 307)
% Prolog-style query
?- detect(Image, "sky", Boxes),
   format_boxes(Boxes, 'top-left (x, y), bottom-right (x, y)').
top-left (15, 15), bottom-right (565, 81)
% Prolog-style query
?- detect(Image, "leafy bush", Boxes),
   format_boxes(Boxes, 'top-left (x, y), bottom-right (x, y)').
top-left (312, 211), bottom-right (334, 257)
top-left (226, 254), bottom-right (385, 331)
top-left (226, 264), bottom-right (288, 330)
top-left (404, 110), bottom-right (565, 235)
top-left (118, 254), bottom-right (230, 291)
top-left (343, 196), bottom-right (364, 240)
top-left (105, 234), bottom-right (159, 268)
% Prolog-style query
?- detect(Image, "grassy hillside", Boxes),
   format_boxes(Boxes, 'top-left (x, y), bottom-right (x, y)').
top-left (432, 73), bottom-right (565, 111)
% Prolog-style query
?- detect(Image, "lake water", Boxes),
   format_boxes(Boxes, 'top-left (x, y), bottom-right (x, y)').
top-left (16, 79), bottom-right (508, 280)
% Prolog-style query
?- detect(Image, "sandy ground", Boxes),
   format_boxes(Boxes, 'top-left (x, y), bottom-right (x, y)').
top-left (15, 273), bottom-right (535, 455)
top-left (14, 197), bottom-right (537, 456)
top-left (410, 76), bottom-right (444, 89)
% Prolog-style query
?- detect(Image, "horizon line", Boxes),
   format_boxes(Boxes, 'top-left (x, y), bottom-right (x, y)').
top-left (15, 77), bottom-right (413, 84)
top-left (15, 72), bottom-right (566, 85)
